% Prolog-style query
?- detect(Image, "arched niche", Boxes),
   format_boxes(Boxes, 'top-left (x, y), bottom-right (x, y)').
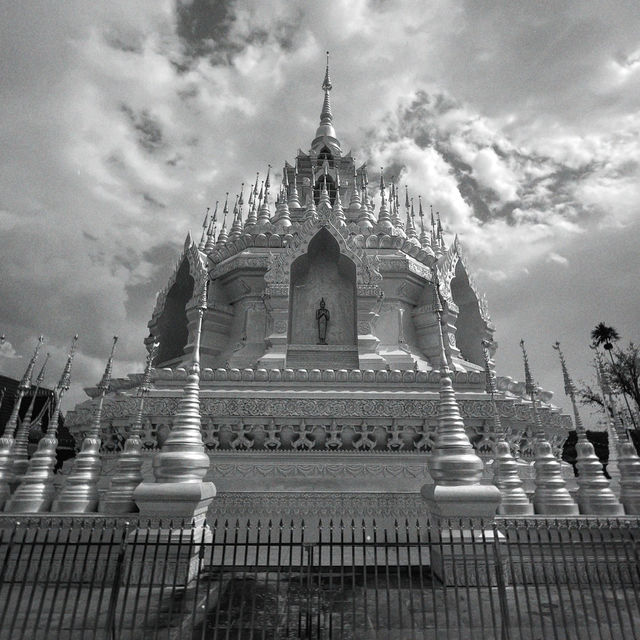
top-left (154, 258), bottom-right (194, 366)
top-left (288, 228), bottom-right (357, 347)
top-left (317, 146), bottom-right (334, 167)
top-left (450, 260), bottom-right (485, 367)
top-left (313, 175), bottom-right (336, 205)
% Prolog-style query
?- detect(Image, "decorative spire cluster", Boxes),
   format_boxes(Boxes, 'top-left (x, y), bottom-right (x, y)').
top-left (52, 336), bottom-right (118, 513)
top-left (102, 340), bottom-right (159, 514)
top-left (482, 339), bottom-right (533, 514)
top-left (520, 339), bottom-right (578, 515)
top-left (554, 341), bottom-right (623, 515)
top-left (3, 335), bottom-right (44, 440)
top-left (6, 335), bottom-right (78, 513)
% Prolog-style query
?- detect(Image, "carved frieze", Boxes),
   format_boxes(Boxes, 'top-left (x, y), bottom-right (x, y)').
top-left (213, 492), bottom-right (427, 518)
top-left (67, 396), bottom-right (570, 428)
top-left (212, 255), bottom-right (271, 280)
top-left (211, 462), bottom-right (430, 479)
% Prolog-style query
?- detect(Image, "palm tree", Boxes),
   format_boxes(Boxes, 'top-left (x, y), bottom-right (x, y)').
top-left (591, 323), bottom-right (637, 428)
top-left (591, 322), bottom-right (620, 353)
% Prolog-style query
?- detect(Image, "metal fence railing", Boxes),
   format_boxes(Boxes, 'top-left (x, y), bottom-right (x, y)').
top-left (0, 516), bottom-right (639, 639)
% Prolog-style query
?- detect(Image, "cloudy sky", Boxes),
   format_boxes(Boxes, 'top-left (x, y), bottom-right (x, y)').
top-left (1, 0), bottom-right (639, 425)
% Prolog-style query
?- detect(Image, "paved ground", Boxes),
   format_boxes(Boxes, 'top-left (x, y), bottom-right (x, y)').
top-left (1, 568), bottom-right (639, 639)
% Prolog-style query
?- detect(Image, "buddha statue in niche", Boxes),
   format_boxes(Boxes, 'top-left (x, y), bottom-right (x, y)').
top-left (316, 298), bottom-right (330, 344)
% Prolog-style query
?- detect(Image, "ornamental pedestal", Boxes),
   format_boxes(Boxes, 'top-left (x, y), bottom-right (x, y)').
top-left (133, 481), bottom-right (216, 585)
top-left (133, 480), bottom-right (216, 526)
top-left (420, 483), bottom-right (501, 520)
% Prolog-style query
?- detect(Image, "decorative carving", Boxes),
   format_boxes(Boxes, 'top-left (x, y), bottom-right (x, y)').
top-left (150, 234), bottom-right (208, 325)
top-left (357, 321), bottom-right (371, 335)
top-left (213, 492), bottom-right (426, 518)
top-left (263, 218), bottom-right (383, 293)
top-left (211, 462), bottom-right (430, 479)
top-left (451, 237), bottom-right (492, 324)
top-left (67, 394), bottom-right (565, 426)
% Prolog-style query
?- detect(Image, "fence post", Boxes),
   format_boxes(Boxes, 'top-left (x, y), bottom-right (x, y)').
top-left (493, 522), bottom-right (511, 640)
top-left (105, 520), bottom-right (130, 639)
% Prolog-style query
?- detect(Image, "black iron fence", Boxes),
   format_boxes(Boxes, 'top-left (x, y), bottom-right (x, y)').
top-left (0, 516), bottom-right (639, 639)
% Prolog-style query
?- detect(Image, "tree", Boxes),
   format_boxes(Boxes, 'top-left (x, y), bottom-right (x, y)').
top-left (581, 325), bottom-right (639, 429)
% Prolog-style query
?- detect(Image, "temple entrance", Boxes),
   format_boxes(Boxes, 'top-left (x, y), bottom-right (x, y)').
top-left (287, 228), bottom-right (358, 369)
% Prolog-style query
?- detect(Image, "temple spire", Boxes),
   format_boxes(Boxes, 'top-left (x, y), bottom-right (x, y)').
top-left (553, 341), bottom-right (623, 515)
top-left (314, 51), bottom-right (337, 141)
top-left (216, 194), bottom-right (229, 245)
top-left (11, 351), bottom-right (50, 487)
top-left (198, 208), bottom-right (210, 252)
top-left (101, 340), bottom-right (159, 514)
top-left (204, 201), bottom-right (218, 253)
top-left (4, 335), bottom-right (44, 439)
top-left (482, 340), bottom-right (533, 514)
top-left (52, 336), bottom-right (118, 513)
top-left (520, 338), bottom-right (578, 515)
top-left (6, 334), bottom-right (78, 513)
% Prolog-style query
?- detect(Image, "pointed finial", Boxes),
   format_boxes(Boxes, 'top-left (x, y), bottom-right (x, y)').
top-left (553, 341), bottom-right (587, 440)
top-left (238, 183), bottom-right (245, 207)
top-left (265, 164), bottom-right (271, 191)
top-left (519, 338), bottom-right (536, 398)
top-left (198, 207), bottom-right (210, 251)
top-left (520, 338), bottom-right (545, 439)
top-left (482, 339), bottom-right (503, 436)
top-left (97, 336), bottom-right (118, 393)
top-left (431, 270), bottom-right (444, 316)
top-left (59, 335), bottom-right (79, 392)
top-left (20, 336), bottom-right (44, 390)
top-left (553, 341), bottom-right (573, 397)
top-left (405, 185), bottom-right (410, 209)
top-left (316, 51), bottom-right (335, 138)
top-left (35, 352), bottom-right (50, 386)
top-left (323, 51), bottom-right (332, 92)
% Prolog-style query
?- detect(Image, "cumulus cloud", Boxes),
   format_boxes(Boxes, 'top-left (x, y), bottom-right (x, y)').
top-left (1, 0), bottom-right (639, 417)
top-left (0, 341), bottom-right (22, 360)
